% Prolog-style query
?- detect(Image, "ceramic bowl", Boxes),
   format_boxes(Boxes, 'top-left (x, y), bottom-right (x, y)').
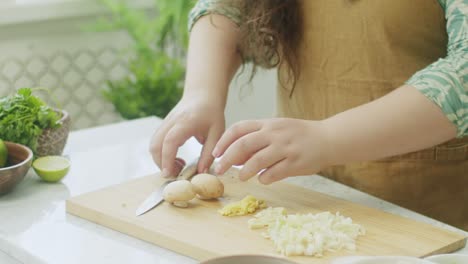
top-left (0, 141), bottom-right (33, 194)
top-left (331, 256), bottom-right (435, 264)
top-left (200, 255), bottom-right (297, 264)
top-left (425, 254), bottom-right (468, 264)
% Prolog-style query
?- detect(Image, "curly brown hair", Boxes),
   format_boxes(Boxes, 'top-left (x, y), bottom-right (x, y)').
top-left (218, 0), bottom-right (302, 95)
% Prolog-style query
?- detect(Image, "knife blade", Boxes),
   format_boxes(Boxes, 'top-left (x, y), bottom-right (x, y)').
top-left (135, 159), bottom-right (199, 216)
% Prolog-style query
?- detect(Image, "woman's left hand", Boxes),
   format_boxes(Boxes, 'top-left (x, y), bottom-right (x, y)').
top-left (212, 118), bottom-right (330, 184)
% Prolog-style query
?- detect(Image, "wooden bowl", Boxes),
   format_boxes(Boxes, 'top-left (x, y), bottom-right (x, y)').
top-left (200, 255), bottom-right (296, 264)
top-left (0, 141), bottom-right (33, 195)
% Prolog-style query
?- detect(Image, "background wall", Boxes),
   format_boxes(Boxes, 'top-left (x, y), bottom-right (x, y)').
top-left (0, 0), bottom-right (277, 130)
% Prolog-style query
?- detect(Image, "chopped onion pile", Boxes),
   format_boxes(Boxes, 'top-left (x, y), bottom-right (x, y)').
top-left (248, 207), bottom-right (365, 257)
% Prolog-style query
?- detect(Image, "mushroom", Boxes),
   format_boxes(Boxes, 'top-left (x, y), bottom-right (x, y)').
top-left (163, 180), bottom-right (196, 208)
top-left (191, 173), bottom-right (224, 200)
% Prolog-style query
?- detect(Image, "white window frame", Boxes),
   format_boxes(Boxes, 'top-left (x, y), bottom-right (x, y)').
top-left (0, 0), bottom-right (152, 26)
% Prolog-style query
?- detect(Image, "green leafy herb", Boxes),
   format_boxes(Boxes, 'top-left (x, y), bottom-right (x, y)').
top-left (0, 88), bottom-right (61, 153)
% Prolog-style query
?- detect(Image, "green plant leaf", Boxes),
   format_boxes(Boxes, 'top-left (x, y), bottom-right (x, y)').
top-left (91, 0), bottom-right (194, 119)
top-left (0, 88), bottom-right (61, 153)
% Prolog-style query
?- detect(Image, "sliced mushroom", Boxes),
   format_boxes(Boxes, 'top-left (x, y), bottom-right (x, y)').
top-left (163, 180), bottom-right (196, 207)
top-left (191, 173), bottom-right (224, 200)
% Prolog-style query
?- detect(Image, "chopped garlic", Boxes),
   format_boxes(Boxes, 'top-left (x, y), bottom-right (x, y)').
top-left (218, 195), bottom-right (267, 216)
top-left (248, 207), bottom-right (365, 257)
top-left (248, 207), bottom-right (286, 229)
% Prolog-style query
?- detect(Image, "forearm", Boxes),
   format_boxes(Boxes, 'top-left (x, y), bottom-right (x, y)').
top-left (183, 14), bottom-right (242, 107)
top-left (322, 85), bottom-right (458, 166)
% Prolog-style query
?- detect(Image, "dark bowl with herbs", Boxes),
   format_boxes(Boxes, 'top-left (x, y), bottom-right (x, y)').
top-left (0, 141), bottom-right (33, 194)
top-left (0, 88), bottom-right (71, 158)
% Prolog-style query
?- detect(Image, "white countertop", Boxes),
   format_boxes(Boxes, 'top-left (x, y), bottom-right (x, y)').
top-left (0, 116), bottom-right (466, 264)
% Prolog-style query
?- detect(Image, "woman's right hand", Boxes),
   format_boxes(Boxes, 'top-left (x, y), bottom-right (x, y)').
top-left (150, 12), bottom-right (241, 177)
top-left (149, 96), bottom-right (225, 178)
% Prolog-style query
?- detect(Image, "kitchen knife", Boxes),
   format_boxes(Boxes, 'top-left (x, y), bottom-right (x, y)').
top-left (135, 159), bottom-right (199, 216)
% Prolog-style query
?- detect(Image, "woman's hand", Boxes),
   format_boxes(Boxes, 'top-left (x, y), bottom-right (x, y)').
top-left (149, 96), bottom-right (225, 178)
top-left (212, 118), bottom-right (330, 184)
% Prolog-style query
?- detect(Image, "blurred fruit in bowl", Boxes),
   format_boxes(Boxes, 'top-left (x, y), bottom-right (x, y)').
top-left (0, 141), bottom-right (33, 194)
top-left (0, 139), bottom-right (7, 167)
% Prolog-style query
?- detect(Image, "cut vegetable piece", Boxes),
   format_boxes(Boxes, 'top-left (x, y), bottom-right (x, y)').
top-left (218, 195), bottom-right (267, 216)
top-left (248, 207), bottom-right (286, 229)
top-left (248, 208), bottom-right (365, 257)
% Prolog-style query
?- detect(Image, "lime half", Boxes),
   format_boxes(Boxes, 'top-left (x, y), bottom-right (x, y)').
top-left (33, 156), bottom-right (70, 182)
top-left (0, 139), bottom-right (7, 168)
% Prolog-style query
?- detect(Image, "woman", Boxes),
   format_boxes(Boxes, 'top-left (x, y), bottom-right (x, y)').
top-left (150, 0), bottom-right (467, 230)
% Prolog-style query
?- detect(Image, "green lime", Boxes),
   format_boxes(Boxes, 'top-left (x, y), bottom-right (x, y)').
top-left (33, 156), bottom-right (70, 182)
top-left (0, 139), bottom-right (7, 168)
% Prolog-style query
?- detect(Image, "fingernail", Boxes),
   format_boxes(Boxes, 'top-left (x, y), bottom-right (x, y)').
top-left (258, 176), bottom-right (272, 185)
top-left (214, 163), bottom-right (222, 175)
top-left (212, 148), bottom-right (219, 158)
top-left (161, 168), bottom-right (169, 178)
top-left (240, 173), bottom-right (250, 181)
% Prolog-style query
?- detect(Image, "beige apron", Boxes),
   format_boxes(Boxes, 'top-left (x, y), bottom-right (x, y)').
top-left (277, 0), bottom-right (468, 230)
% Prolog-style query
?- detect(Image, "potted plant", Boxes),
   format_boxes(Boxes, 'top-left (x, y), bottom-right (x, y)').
top-left (0, 88), bottom-right (71, 157)
top-left (92, 0), bottom-right (195, 119)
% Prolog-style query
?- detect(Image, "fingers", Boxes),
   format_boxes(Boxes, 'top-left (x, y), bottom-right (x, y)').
top-left (257, 159), bottom-right (289, 185)
top-left (238, 146), bottom-right (284, 181)
top-left (149, 119), bottom-right (176, 170)
top-left (198, 125), bottom-right (224, 173)
top-left (212, 120), bottom-right (262, 158)
top-left (215, 131), bottom-right (270, 175)
top-left (161, 124), bottom-right (194, 177)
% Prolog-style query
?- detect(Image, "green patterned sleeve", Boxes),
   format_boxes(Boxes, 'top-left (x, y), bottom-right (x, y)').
top-left (406, 0), bottom-right (468, 137)
top-left (188, 0), bottom-right (242, 31)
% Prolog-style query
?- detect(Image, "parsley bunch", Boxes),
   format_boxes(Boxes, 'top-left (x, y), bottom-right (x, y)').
top-left (0, 88), bottom-right (61, 153)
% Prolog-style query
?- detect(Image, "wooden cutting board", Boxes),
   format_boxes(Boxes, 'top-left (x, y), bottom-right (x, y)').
top-left (66, 169), bottom-right (466, 263)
